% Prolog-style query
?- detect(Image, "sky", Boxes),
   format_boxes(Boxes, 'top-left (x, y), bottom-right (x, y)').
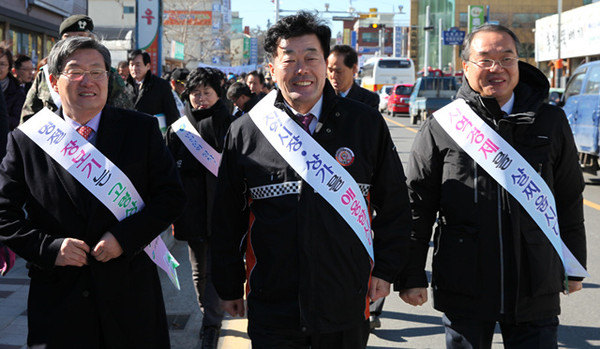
top-left (230, 0), bottom-right (411, 37)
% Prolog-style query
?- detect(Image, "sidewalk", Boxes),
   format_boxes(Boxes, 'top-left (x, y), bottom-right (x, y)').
top-left (0, 256), bottom-right (28, 349)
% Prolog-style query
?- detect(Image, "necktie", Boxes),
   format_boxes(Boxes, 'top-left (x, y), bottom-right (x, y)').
top-left (77, 126), bottom-right (93, 140)
top-left (296, 113), bottom-right (315, 134)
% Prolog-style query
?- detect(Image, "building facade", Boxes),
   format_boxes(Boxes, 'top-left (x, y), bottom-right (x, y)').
top-left (0, 0), bottom-right (87, 66)
top-left (409, 0), bottom-right (585, 74)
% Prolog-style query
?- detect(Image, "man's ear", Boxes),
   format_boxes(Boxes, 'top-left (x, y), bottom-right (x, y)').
top-left (49, 73), bottom-right (60, 93)
top-left (269, 62), bottom-right (276, 83)
top-left (352, 64), bottom-right (358, 76)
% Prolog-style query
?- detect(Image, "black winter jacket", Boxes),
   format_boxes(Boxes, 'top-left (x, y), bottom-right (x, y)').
top-left (2, 75), bottom-right (25, 131)
top-left (165, 99), bottom-right (232, 241)
top-left (346, 82), bottom-right (379, 110)
top-left (401, 61), bottom-right (587, 322)
top-left (211, 82), bottom-right (412, 333)
top-left (126, 73), bottom-right (180, 127)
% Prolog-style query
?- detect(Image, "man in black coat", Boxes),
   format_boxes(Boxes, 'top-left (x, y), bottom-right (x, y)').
top-left (211, 12), bottom-right (413, 349)
top-left (125, 49), bottom-right (180, 133)
top-left (226, 81), bottom-right (261, 118)
top-left (399, 24), bottom-right (587, 348)
top-left (327, 45), bottom-right (379, 109)
top-left (0, 37), bottom-right (185, 348)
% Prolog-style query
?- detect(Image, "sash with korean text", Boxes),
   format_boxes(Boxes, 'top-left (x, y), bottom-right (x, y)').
top-left (433, 99), bottom-right (588, 278)
top-left (170, 117), bottom-right (221, 177)
top-left (248, 91), bottom-right (374, 261)
top-left (19, 108), bottom-right (181, 289)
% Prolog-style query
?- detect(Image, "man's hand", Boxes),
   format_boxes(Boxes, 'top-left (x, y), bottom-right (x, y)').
top-left (55, 238), bottom-right (90, 267)
top-left (369, 277), bottom-right (391, 302)
top-left (566, 280), bottom-right (583, 294)
top-left (91, 232), bottom-right (123, 263)
top-left (399, 287), bottom-right (428, 306)
top-left (222, 299), bottom-right (245, 317)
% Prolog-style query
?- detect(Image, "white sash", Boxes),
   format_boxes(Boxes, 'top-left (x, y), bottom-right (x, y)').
top-left (171, 117), bottom-right (221, 176)
top-left (248, 91), bottom-right (374, 261)
top-left (41, 65), bottom-right (61, 109)
top-left (433, 99), bottom-right (588, 278)
top-left (18, 108), bottom-right (181, 288)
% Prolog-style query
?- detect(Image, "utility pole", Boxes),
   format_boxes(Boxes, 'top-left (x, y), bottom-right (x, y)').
top-left (424, 5), bottom-right (430, 76)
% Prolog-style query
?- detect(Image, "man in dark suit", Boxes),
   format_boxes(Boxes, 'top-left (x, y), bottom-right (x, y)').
top-left (0, 37), bottom-right (185, 348)
top-left (125, 49), bottom-right (180, 133)
top-left (327, 45), bottom-right (379, 109)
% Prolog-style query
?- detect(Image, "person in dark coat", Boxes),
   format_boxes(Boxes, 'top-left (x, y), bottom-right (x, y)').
top-left (0, 48), bottom-right (26, 130)
top-left (0, 37), bottom-right (185, 349)
top-left (165, 67), bottom-right (230, 349)
top-left (327, 45), bottom-right (379, 109)
top-left (398, 24), bottom-right (587, 348)
top-left (211, 12), bottom-right (413, 349)
top-left (12, 55), bottom-right (34, 95)
top-left (125, 49), bottom-right (180, 133)
top-left (226, 82), bottom-right (261, 118)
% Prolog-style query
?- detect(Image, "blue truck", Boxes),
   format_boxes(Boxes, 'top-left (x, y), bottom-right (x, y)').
top-left (561, 61), bottom-right (600, 173)
top-left (408, 76), bottom-right (458, 125)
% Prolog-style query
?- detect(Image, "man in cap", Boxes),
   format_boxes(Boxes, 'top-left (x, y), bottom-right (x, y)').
top-left (170, 68), bottom-right (189, 99)
top-left (21, 15), bottom-right (134, 123)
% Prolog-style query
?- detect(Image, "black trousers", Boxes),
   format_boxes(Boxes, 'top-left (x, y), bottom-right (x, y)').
top-left (442, 313), bottom-right (559, 349)
top-left (248, 319), bottom-right (370, 349)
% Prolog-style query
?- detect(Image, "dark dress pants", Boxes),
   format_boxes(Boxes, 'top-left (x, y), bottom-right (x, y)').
top-left (443, 313), bottom-right (559, 349)
top-left (188, 240), bottom-right (225, 328)
top-left (248, 319), bottom-right (370, 349)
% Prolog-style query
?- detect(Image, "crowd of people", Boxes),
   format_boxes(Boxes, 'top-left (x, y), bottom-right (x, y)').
top-left (0, 10), bottom-right (588, 349)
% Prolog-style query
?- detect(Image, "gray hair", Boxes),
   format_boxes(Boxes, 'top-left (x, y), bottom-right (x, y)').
top-left (460, 24), bottom-right (520, 61)
top-left (47, 37), bottom-right (111, 77)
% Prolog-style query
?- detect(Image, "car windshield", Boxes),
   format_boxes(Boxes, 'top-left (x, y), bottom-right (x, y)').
top-left (384, 86), bottom-right (393, 94)
top-left (395, 85), bottom-right (412, 95)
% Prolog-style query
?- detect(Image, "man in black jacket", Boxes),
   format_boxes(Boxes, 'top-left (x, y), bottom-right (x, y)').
top-left (226, 82), bottom-right (261, 118)
top-left (399, 24), bottom-right (587, 348)
top-left (125, 50), bottom-right (179, 134)
top-left (211, 11), bottom-right (412, 349)
top-left (327, 45), bottom-right (379, 109)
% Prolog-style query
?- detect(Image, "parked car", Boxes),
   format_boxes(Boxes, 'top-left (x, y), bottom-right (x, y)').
top-left (377, 85), bottom-right (394, 112)
top-left (386, 84), bottom-right (413, 116)
top-left (408, 76), bottom-right (458, 125)
top-left (560, 60), bottom-right (600, 173)
top-left (548, 87), bottom-right (564, 106)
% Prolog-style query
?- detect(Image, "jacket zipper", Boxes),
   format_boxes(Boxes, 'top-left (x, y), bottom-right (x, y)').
top-left (497, 186), bottom-right (505, 314)
top-left (473, 161), bottom-right (478, 203)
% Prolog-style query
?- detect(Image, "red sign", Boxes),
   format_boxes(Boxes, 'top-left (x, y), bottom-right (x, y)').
top-left (163, 11), bottom-right (212, 26)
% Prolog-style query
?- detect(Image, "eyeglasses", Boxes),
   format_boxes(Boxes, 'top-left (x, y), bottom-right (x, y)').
top-left (0, 63), bottom-right (9, 68)
top-left (468, 57), bottom-right (518, 69)
top-left (61, 69), bottom-right (108, 81)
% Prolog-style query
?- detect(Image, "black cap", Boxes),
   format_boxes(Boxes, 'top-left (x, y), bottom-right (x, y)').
top-left (59, 15), bottom-right (94, 37)
top-left (171, 68), bottom-right (190, 82)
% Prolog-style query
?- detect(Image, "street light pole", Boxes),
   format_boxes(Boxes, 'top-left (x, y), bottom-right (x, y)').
top-left (275, 0), bottom-right (280, 23)
top-left (424, 5), bottom-right (430, 76)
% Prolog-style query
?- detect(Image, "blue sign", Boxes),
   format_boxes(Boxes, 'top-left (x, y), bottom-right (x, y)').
top-left (443, 27), bottom-right (466, 46)
top-left (250, 37), bottom-right (258, 65)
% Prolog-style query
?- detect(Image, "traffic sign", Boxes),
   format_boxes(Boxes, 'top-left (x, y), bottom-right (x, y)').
top-left (443, 27), bottom-right (465, 46)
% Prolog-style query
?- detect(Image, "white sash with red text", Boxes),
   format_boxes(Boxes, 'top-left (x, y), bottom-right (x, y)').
top-left (19, 108), bottom-right (181, 288)
top-left (433, 99), bottom-right (588, 278)
top-left (248, 91), bottom-right (374, 261)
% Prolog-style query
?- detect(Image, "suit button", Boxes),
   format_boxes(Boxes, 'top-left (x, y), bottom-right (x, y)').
top-left (82, 290), bottom-right (90, 298)
top-left (335, 112), bottom-right (340, 117)
top-left (326, 128), bottom-right (332, 133)
top-left (301, 326), bottom-right (308, 332)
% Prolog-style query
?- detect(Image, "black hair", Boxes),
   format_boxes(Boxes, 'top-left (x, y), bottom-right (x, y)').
top-left (264, 11), bottom-right (331, 61)
top-left (14, 55), bottom-right (32, 70)
top-left (183, 68), bottom-right (223, 101)
top-left (461, 24), bottom-right (520, 61)
top-left (330, 45), bottom-right (358, 69)
top-left (226, 82), bottom-right (252, 101)
top-left (246, 70), bottom-right (265, 85)
top-left (127, 49), bottom-right (151, 65)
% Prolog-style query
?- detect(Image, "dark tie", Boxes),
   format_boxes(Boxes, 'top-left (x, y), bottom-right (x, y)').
top-left (77, 125), bottom-right (93, 140)
top-left (296, 113), bottom-right (315, 133)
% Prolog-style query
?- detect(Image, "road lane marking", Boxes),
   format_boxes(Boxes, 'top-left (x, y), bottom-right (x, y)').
top-left (584, 199), bottom-right (600, 211)
top-left (384, 116), bottom-right (418, 133)
top-left (220, 317), bottom-right (250, 348)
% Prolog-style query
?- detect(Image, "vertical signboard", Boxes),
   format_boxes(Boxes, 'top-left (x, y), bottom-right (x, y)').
top-left (136, 0), bottom-right (162, 76)
top-left (394, 26), bottom-right (403, 57)
top-left (468, 5), bottom-right (485, 33)
top-left (250, 37), bottom-right (258, 65)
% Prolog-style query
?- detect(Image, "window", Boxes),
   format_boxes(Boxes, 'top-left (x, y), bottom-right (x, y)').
top-left (359, 62), bottom-right (374, 78)
top-left (361, 32), bottom-right (378, 44)
top-left (395, 85), bottom-right (412, 95)
top-left (564, 73), bottom-right (585, 100)
top-left (124, 6), bottom-right (134, 14)
top-left (584, 66), bottom-right (600, 95)
top-left (378, 59), bottom-right (411, 69)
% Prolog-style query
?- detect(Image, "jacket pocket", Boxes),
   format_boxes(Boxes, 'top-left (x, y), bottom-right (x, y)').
top-left (521, 229), bottom-right (564, 296)
top-left (432, 225), bottom-right (480, 296)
